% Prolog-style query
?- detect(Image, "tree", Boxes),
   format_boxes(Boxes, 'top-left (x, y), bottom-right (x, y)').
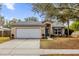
top-left (0, 4), bottom-right (5, 37)
top-left (56, 4), bottom-right (74, 36)
top-left (0, 4), bottom-right (4, 27)
top-left (24, 17), bottom-right (38, 22)
top-left (58, 3), bottom-right (79, 36)
top-left (0, 16), bottom-right (5, 26)
top-left (7, 18), bottom-right (18, 28)
top-left (4, 19), bottom-right (9, 28)
top-left (5, 18), bottom-right (22, 28)
top-left (70, 20), bottom-right (79, 31)
top-left (10, 18), bottom-right (17, 23)
top-left (32, 3), bottom-right (58, 18)
top-left (17, 19), bottom-right (22, 22)
top-left (0, 16), bottom-right (5, 37)
top-left (32, 3), bottom-right (79, 37)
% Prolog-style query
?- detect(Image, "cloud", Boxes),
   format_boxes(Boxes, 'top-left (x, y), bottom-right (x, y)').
top-left (3, 3), bottom-right (15, 10)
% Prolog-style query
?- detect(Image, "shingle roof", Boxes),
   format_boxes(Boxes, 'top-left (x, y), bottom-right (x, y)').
top-left (0, 28), bottom-right (10, 31)
top-left (11, 21), bottom-right (43, 26)
top-left (52, 22), bottom-right (64, 27)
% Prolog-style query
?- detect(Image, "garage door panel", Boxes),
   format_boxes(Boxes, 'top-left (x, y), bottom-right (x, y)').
top-left (16, 28), bottom-right (41, 38)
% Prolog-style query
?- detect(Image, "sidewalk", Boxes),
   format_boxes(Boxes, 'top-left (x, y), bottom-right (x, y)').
top-left (0, 49), bottom-right (79, 55)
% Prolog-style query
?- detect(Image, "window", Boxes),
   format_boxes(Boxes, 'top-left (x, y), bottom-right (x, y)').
top-left (54, 29), bottom-right (57, 34)
top-left (53, 27), bottom-right (62, 36)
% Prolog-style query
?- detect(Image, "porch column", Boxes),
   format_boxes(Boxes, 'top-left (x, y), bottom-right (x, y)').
top-left (62, 28), bottom-right (65, 35)
top-left (50, 24), bottom-right (53, 35)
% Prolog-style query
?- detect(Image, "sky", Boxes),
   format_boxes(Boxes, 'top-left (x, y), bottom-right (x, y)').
top-left (2, 3), bottom-right (42, 21)
top-left (1, 3), bottom-right (73, 26)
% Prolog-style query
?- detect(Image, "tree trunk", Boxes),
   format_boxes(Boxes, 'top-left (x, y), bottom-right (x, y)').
top-left (67, 20), bottom-right (69, 37)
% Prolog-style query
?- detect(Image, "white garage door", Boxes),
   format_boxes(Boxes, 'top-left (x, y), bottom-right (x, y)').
top-left (16, 28), bottom-right (41, 38)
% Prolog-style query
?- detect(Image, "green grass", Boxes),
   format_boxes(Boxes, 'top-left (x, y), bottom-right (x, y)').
top-left (0, 37), bottom-right (10, 43)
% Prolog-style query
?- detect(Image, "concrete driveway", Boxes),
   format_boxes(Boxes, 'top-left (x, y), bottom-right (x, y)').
top-left (0, 39), bottom-right (40, 55)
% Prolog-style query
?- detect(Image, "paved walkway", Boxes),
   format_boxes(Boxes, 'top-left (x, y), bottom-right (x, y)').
top-left (0, 49), bottom-right (79, 55)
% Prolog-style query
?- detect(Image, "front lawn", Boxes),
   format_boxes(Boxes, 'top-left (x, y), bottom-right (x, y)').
top-left (40, 38), bottom-right (79, 49)
top-left (0, 37), bottom-right (10, 43)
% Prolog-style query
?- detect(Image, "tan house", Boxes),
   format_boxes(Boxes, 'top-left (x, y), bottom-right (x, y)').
top-left (11, 19), bottom-right (64, 39)
top-left (42, 19), bottom-right (65, 37)
top-left (11, 21), bottom-right (43, 39)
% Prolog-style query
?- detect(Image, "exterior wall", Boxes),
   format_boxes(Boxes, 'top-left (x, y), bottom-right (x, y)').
top-left (11, 21), bottom-right (65, 38)
top-left (41, 26), bottom-right (45, 34)
top-left (11, 27), bottom-right (16, 38)
top-left (52, 27), bottom-right (65, 36)
top-left (43, 22), bottom-right (52, 36)
top-left (50, 23), bottom-right (53, 35)
top-left (62, 28), bottom-right (65, 35)
top-left (42, 21), bottom-right (65, 36)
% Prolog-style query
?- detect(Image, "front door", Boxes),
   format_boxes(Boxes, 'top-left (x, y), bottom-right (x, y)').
top-left (45, 27), bottom-right (49, 37)
top-left (45, 23), bottom-right (51, 37)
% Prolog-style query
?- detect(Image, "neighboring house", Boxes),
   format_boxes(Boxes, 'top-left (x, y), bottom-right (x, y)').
top-left (0, 27), bottom-right (11, 37)
top-left (11, 19), bottom-right (64, 39)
